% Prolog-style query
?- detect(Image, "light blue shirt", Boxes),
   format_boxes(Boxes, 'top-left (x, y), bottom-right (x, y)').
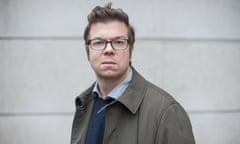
top-left (93, 69), bottom-right (133, 100)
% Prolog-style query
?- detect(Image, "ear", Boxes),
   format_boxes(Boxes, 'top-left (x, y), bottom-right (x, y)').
top-left (129, 45), bottom-right (134, 59)
top-left (85, 47), bottom-right (90, 61)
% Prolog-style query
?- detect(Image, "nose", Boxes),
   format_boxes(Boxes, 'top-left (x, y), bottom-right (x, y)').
top-left (104, 42), bottom-right (115, 55)
top-left (105, 42), bottom-right (114, 51)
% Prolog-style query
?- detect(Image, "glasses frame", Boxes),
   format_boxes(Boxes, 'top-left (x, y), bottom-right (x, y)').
top-left (87, 37), bottom-right (129, 51)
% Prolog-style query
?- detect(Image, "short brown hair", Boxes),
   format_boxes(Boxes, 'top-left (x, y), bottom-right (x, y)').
top-left (84, 3), bottom-right (135, 47)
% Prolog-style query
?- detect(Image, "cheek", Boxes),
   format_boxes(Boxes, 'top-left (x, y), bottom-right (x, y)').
top-left (88, 53), bottom-right (94, 63)
top-left (88, 51), bottom-right (100, 63)
top-left (120, 51), bottom-right (131, 64)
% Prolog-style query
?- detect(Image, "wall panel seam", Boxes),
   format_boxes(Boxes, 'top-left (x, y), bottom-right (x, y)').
top-left (1, 36), bottom-right (240, 42)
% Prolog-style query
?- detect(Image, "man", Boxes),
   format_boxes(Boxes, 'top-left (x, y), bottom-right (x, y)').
top-left (71, 3), bottom-right (195, 144)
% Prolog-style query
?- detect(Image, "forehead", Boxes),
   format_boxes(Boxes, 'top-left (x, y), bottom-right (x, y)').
top-left (89, 21), bottom-right (128, 39)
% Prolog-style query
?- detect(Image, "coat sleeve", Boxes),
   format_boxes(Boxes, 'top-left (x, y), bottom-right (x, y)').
top-left (155, 103), bottom-right (195, 144)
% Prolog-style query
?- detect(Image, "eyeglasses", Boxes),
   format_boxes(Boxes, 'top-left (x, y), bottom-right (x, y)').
top-left (87, 38), bottom-right (129, 51)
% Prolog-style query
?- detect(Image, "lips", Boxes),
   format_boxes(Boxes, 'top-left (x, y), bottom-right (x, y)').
top-left (102, 61), bottom-right (116, 65)
top-left (102, 61), bottom-right (116, 67)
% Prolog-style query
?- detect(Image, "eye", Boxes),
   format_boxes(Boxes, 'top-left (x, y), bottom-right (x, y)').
top-left (113, 39), bottom-right (126, 46)
top-left (91, 39), bottom-right (105, 46)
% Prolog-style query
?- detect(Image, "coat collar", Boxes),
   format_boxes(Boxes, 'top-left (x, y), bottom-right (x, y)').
top-left (75, 84), bottom-right (95, 111)
top-left (76, 67), bottom-right (147, 114)
top-left (117, 68), bottom-right (147, 114)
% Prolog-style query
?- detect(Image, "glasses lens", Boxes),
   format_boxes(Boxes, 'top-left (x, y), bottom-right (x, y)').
top-left (112, 39), bottom-right (128, 50)
top-left (90, 39), bottom-right (105, 50)
top-left (88, 38), bottom-right (129, 50)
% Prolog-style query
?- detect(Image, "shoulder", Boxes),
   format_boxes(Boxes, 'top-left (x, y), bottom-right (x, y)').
top-left (132, 69), bottom-right (184, 118)
top-left (132, 68), bottom-right (177, 109)
top-left (143, 79), bottom-right (178, 111)
top-left (75, 83), bottom-right (95, 108)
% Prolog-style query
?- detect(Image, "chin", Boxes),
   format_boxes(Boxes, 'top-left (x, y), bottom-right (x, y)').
top-left (101, 71), bottom-right (118, 78)
top-left (97, 71), bottom-right (122, 79)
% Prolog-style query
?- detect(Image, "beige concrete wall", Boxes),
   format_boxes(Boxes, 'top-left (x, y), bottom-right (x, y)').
top-left (1, 0), bottom-right (240, 143)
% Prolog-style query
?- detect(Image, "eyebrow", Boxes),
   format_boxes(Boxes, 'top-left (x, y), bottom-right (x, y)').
top-left (89, 36), bottom-right (128, 40)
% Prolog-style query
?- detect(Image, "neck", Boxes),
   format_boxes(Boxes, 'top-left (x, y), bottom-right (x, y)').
top-left (96, 67), bottom-right (131, 98)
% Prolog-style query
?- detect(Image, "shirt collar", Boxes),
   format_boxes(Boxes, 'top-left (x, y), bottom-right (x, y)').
top-left (93, 68), bottom-right (133, 100)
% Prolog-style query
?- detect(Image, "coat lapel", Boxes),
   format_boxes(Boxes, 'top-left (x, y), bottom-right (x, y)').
top-left (118, 69), bottom-right (147, 114)
top-left (71, 87), bottom-right (95, 144)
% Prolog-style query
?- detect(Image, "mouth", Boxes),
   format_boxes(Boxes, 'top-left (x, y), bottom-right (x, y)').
top-left (102, 61), bottom-right (116, 65)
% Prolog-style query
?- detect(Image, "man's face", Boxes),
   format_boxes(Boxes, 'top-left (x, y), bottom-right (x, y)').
top-left (87, 21), bottom-right (133, 80)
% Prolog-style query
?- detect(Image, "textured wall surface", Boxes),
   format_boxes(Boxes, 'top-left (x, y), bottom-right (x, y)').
top-left (1, 0), bottom-right (240, 144)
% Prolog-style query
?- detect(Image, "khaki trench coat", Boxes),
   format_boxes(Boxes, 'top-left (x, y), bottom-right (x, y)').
top-left (71, 68), bottom-right (195, 144)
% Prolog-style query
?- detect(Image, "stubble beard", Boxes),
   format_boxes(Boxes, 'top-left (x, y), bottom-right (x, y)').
top-left (95, 67), bottom-right (130, 82)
